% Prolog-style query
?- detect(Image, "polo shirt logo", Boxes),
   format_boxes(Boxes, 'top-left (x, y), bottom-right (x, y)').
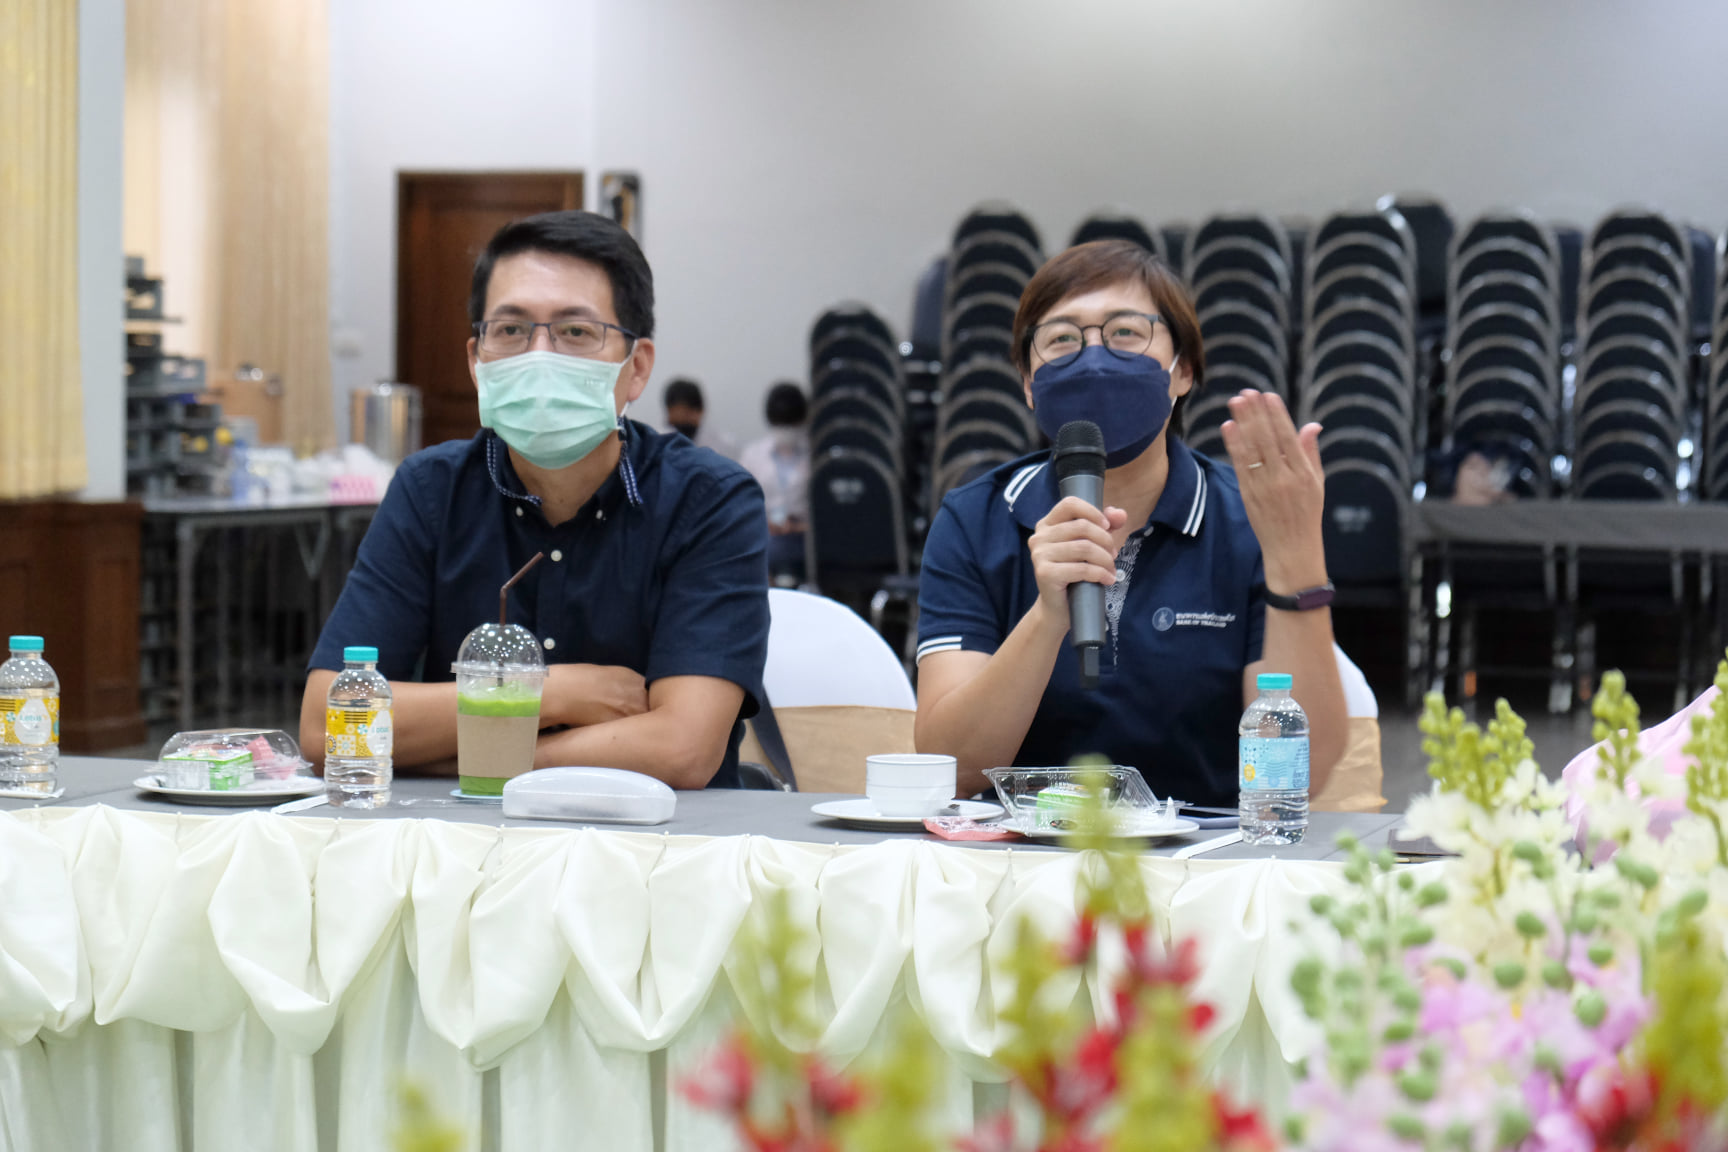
top-left (1155, 607), bottom-right (1237, 631)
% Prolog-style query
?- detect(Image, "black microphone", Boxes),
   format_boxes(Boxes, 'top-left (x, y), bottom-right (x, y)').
top-left (1054, 420), bottom-right (1108, 690)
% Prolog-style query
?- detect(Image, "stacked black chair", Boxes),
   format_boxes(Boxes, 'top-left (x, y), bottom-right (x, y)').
top-left (1298, 207), bottom-right (1419, 606)
top-left (931, 204), bottom-right (1045, 512)
top-left (1071, 210), bottom-right (1165, 258)
top-left (1569, 209), bottom-right (1695, 707)
top-left (1387, 195), bottom-right (1455, 361)
top-left (1441, 212), bottom-right (1563, 497)
top-left (1427, 212), bottom-right (1568, 710)
top-left (1181, 214), bottom-right (1294, 459)
top-left (806, 304), bottom-right (911, 605)
top-left (1705, 234), bottom-right (1728, 500)
top-left (1573, 209), bottom-right (1690, 501)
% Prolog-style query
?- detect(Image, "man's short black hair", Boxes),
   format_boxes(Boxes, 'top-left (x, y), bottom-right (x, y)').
top-left (468, 210), bottom-right (655, 338)
top-left (663, 378), bottom-right (704, 411)
top-left (765, 382), bottom-right (807, 426)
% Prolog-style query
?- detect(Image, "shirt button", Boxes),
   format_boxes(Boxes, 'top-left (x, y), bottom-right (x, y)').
top-left (543, 637), bottom-right (556, 651)
top-left (596, 508), bottom-right (605, 522)
top-left (1115, 568), bottom-right (1127, 582)
top-left (550, 549), bottom-right (563, 562)
top-left (514, 506), bottom-right (524, 518)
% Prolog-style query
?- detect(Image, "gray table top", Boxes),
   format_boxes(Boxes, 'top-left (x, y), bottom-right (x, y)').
top-left (6, 757), bottom-right (1404, 862)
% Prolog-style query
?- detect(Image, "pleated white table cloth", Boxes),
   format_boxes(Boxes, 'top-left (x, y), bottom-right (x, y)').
top-left (0, 799), bottom-right (1381, 1151)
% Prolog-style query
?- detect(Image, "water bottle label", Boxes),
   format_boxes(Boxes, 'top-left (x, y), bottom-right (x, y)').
top-left (365, 709), bottom-right (393, 756)
top-left (327, 706), bottom-right (391, 758)
top-left (1239, 736), bottom-right (1309, 791)
top-left (0, 696), bottom-right (58, 746)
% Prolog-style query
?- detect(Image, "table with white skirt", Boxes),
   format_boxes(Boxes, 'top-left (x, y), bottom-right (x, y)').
top-left (0, 757), bottom-right (1403, 1152)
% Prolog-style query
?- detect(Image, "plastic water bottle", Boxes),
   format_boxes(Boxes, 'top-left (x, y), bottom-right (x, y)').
top-left (1238, 672), bottom-right (1309, 846)
top-left (0, 636), bottom-right (60, 795)
top-left (325, 646), bottom-right (393, 807)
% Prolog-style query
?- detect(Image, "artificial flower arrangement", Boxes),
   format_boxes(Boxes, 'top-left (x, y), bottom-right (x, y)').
top-left (392, 665), bottom-right (1728, 1151)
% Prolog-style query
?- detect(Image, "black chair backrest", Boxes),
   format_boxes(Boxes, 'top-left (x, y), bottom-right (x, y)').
top-left (946, 262), bottom-right (1030, 307)
top-left (813, 419), bottom-right (900, 468)
top-left (946, 327), bottom-right (1016, 368)
top-left (951, 231), bottom-right (1042, 278)
top-left (1190, 215), bottom-right (1292, 268)
top-left (1321, 460), bottom-right (1408, 586)
top-left (935, 419), bottom-right (1030, 465)
top-left (1070, 212), bottom-right (1163, 258)
top-left (812, 330), bottom-right (901, 379)
top-left (1309, 391), bottom-right (1414, 451)
top-left (807, 450), bottom-right (907, 580)
top-left (954, 203), bottom-right (1042, 252)
top-left (1193, 273), bottom-right (1291, 331)
top-left (942, 356), bottom-right (1025, 406)
top-left (1187, 237), bottom-right (1292, 296)
top-left (1388, 197), bottom-right (1454, 314)
top-left (810, 387), bottom-right (899, 437)
top-left (937, 390), bottom-right (1036, 447)
top-left (812, 361), bottom-right (903, 416)
top-left (811, 304), bottom-right (895, 354)
top-left (907, 256), bottom-right (947, 361)
top-left (945, 293), bottom-right (1020, 338)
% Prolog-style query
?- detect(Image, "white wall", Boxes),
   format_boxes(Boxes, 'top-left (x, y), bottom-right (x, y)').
top-left (78, 0), bottom-right (127, 500)
top-left (331, 0), bottom-right (1728, 447)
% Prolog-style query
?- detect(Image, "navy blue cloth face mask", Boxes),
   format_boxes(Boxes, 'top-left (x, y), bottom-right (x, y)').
top-left (1029, 345), bottom-right (1180, 468)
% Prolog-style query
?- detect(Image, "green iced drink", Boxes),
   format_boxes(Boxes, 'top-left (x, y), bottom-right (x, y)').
top-left (456, 684), bottom-right (542, 795)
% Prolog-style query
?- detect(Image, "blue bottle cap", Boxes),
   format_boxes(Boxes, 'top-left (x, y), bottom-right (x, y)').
top-left (343, 646), bottom-right (380, 663)
top-left (1257, 672), bottom-right (1293, 691)
top-left (8, 636), bottom-right (43, 652)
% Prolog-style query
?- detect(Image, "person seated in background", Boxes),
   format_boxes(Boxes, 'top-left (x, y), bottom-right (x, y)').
top-left (301, 210), bottom-right (770, 789)
top-left (739, 381), bottom-right (810, 584)
top-left (913, 240), bottom-right (1347, 806)
top-left (660, 377), bottom-right (738, 459)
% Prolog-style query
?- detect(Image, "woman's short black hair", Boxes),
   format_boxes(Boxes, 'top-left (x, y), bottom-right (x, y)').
top-left (765, 381), bottom-right (807, 426)
top-left (468, 210), bottom-right (655, 339)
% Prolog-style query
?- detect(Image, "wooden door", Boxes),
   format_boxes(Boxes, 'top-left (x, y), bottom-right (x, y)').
top-left (396, 172), bottom-right (584, 446)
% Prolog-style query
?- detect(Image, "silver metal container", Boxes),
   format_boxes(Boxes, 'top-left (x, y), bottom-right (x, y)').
top-left (350, 381), bottom-right (423, 463)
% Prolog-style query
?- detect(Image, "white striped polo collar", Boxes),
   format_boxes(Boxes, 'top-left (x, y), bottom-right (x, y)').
top-left (1003, 438), bottom-right (1208, 538)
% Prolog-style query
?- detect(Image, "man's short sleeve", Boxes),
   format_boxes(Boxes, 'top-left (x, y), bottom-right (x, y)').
top-left (645, 471), bottom-right (770, 715)
top-left (915, 498), bottom-right (1007, 664)
top-left (308, 468), bottom-right (437, 681)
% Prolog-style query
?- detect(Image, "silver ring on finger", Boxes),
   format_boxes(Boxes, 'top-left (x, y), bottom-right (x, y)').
top-left (1247, 460), bottom-right (1265, 470)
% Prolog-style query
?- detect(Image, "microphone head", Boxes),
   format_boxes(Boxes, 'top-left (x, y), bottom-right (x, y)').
top-left (1053, 420), bottom-right (1106, 481)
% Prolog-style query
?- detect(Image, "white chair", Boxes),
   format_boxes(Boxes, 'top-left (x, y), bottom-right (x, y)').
top-left (762, 588), bottom-right (915, 709)
top-left (739, 590), bottom-right (917, 792)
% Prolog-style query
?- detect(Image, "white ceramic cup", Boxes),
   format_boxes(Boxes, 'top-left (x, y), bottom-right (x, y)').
top-left (865, 753), bottom-right (958, 817)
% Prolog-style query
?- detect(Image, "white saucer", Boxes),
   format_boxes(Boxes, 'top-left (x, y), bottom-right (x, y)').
top-left (811, 797), bottom-right (1002, 830)
top-left (1001, 815), bottom-right (1200, 842)
top-left (134, 774), bottom-right (324, 806)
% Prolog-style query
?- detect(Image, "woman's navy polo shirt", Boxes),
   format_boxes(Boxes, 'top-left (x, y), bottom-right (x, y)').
top-left (916, 437), bottom-right (1266, 806)
top-left (309, 421), bottom-right (770, 788)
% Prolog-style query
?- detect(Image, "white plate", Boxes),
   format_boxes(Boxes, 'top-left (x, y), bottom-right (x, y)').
top-left (811, 798), bottom-right (1002, 830)
top-left (133, 774), bottom-right (325, 806)
top-left (1001, 815), bottom-right (1200, 842)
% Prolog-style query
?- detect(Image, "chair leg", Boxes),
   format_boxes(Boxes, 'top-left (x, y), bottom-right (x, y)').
top-left (1549, 599), bottom-right (1574, 715)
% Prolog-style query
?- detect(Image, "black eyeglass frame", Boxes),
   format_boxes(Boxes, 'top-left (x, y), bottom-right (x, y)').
top-left (472, 318), bottom-right (641, 357)
top-left (1027, 310), bottom-right (1174, 368)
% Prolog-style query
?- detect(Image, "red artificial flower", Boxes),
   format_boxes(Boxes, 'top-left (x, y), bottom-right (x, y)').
top-left (1190, 1001), bottom-right (1217, 1033)
top-left (1123, 921), bottom-right (1151, 968)
top-left (1065, 913), bottom-right (1099, 965)
top-left (1576, 1061), bottom-right (1657, 1147)
top-left (1048, 1026), bottom-right (1119, 1123)
top-left (803, 1057), bottom-right (864, 1116)
top-left (679, 1032), bottom-right (755, 1114)
top-left (1213, 1092), bottom-right (1276, 1151)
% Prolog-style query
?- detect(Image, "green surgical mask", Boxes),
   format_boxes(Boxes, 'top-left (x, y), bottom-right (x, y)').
top-left (475, 350), bottom-right (624, 469)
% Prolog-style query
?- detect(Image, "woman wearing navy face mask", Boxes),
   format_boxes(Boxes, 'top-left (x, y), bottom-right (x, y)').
top-left (914, 240), bottom-right (1347, 806)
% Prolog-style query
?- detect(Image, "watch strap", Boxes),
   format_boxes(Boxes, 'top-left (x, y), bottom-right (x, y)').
top-left (1263, 581), bottom-right (1335, 611)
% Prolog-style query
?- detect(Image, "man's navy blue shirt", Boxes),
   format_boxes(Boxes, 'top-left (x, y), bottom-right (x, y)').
top-left (309, 421), bottom-right (770, 788)
top-left (916, 437), bottom-right (1266, 807)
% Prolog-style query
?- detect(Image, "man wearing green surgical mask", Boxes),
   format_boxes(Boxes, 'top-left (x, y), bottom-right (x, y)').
top-left (302, 211), bottom-right (771, 789)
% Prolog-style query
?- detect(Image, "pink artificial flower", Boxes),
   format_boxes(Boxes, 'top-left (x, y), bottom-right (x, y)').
top-left (957, 1112), bottom-right (1016, 1152)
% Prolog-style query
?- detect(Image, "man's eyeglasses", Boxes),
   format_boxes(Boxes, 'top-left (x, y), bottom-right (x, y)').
top-left (1030, 311), bottom-right (1167, 366)
top-left (474, 318), bottom-right (638, 359)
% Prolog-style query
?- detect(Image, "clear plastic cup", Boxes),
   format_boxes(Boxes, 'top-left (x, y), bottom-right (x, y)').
top-left (452, 623), bottom-right (547, 797)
